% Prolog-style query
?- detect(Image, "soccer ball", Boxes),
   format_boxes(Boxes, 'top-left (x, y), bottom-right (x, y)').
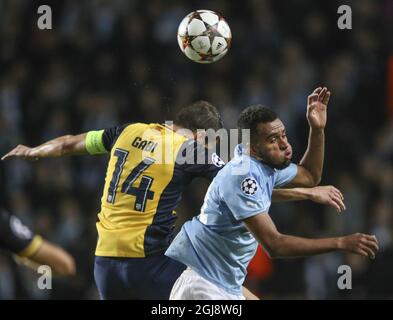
top-left (177, 10), bottom-right (232, 64)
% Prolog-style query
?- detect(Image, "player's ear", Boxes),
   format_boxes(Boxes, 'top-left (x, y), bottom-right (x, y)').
top-left (249, 143), bottom-right (257, 154)
top-left (249, 142), bottom-right (264, 160)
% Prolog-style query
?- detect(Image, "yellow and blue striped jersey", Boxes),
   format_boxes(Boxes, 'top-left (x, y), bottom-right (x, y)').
top-left (91, 123), bottom-right (223, 258)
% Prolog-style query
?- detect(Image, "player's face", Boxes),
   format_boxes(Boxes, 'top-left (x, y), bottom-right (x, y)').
top-left (251, 119), bottom-right (292, 169)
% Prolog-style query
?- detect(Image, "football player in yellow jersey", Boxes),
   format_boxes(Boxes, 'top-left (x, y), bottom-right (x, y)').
top-left (2, 100), bottom-right (345, 299)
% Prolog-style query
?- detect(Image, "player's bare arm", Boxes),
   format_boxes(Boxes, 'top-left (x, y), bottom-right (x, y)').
top-left (242, 286), bottom-right (260, 300)
top-left (15, 239), bottom-right (76, 276)
top-left (30, 239), bottom-right (76, 276)
top-left (272, 185), bottom-right (346, 213)
top-left (287, 87), bottom-right (330, 187)
top-left (244, 213), bottom-right (379, 259)
top-left (2, 133), bottom-right (88, 161)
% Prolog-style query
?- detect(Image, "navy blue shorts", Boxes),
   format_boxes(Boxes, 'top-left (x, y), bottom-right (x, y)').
top-left (94, 254), bottom-right (186, 300)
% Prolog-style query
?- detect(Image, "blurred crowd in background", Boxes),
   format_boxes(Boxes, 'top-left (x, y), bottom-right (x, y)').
top-left (0, 0), bottom-right (392, 299)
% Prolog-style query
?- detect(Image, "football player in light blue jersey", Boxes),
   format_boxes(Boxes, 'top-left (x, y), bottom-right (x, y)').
top-left (166, 87), bottom-right (379, 300)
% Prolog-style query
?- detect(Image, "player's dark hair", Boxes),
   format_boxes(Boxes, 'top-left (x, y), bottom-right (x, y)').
top-left (175, 100), bottom-right (223, 132)
top-left (237, 105), bottom-right (278, 143)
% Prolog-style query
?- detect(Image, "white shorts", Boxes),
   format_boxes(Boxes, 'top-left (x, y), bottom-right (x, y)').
top-left (170, 268), bottom-right (245, 300)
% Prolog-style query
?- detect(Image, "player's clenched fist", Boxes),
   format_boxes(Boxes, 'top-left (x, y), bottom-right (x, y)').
top-left (338, 233), bottom-right (379, 259)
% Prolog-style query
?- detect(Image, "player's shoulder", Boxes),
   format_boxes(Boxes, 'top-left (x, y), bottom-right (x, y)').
top-left (0, 208), bottom-right (15, 227)
top-left (117, 122), bottom-right (163, 141)
top-left (218, 157), bottom-right (264, 191)
top-left (103, 122), bottom-right (136, 140)
top-left (0, 209), bottom-right (34, 241)
top-left (178, 139), bottom-right (201, 155)
top-left (177, 139), bottom-right (224, 164)
top-left (176, 139), bottom-right (204, 159)
top-left (136, 123), bottom-right (190, 144)
top-left (119, 122), bottom-right (161, 131)
top-left (121, 122), bottom-right (148, 133)
top-left (0, 208), bottom-right (9, 225)
top-left (221, 154), bottom-right (260, 178)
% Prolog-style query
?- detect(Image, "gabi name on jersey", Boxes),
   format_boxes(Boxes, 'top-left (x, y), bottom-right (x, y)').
top-left (132, 136), bottom-right (158, 152)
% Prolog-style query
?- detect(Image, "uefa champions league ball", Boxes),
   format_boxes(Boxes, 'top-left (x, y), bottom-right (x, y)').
top-left (177, 10), bottom-right (232, 64)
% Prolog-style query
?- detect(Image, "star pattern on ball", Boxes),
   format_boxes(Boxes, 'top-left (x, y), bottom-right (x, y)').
top-left (241, 177), bottom-right (258, 196)
top-left (212, 153), bottom-right (225, 167)
top-left (177, 10), bottom-right (231, 64)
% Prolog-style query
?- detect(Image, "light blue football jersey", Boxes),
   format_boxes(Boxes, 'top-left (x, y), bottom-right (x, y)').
top-left (165, 144), bottom-right (298, 295)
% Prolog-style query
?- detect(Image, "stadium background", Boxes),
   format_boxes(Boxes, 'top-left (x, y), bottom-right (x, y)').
top-left (0, 0), bottom-right (392, 299)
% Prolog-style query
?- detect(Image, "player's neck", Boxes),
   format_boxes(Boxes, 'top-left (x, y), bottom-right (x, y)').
top-left (249, 149), bottom-right (276, 170)
top-left (244, 144), bottom-right (257, 159)
top-left (249, 150), bottom-right (263, 161)
top-left (248, 146), bottom-right (269, 164)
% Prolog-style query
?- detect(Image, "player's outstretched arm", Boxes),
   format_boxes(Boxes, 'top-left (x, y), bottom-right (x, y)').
top-left (2, 133), bottom-right (88, 161)
top-left (288, 87), bottom-right (330, 187)
top-left (29, 239), bottom-right (76, 276)
top-left (244, 213), bottom-right (379, 259)
top-left (15, 239), bottom-right (76, 276)
top-left (272, 186), bottom-right (346, 213)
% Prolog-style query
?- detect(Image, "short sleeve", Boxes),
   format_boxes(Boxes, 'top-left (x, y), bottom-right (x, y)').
top-left (0, 210), bottom-right (38, 255)
top-left (180, 140), bottom-right (225, 181)
top-left (102, 124), bottom-right (130, 151)
top-left (274, 163), bottom-right (298, 188)
top-left (220, 174), bottom-right (270, 221)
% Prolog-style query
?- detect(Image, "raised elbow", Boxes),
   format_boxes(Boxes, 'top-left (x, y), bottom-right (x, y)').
top-left (303, 171), bottom-right (321, 187)
top-left (306, 171), bottom-right (321, 187)
top-left (312, 174), bottom-right (322, 186)
top-left (296, 166), bottom-right (321, 187)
